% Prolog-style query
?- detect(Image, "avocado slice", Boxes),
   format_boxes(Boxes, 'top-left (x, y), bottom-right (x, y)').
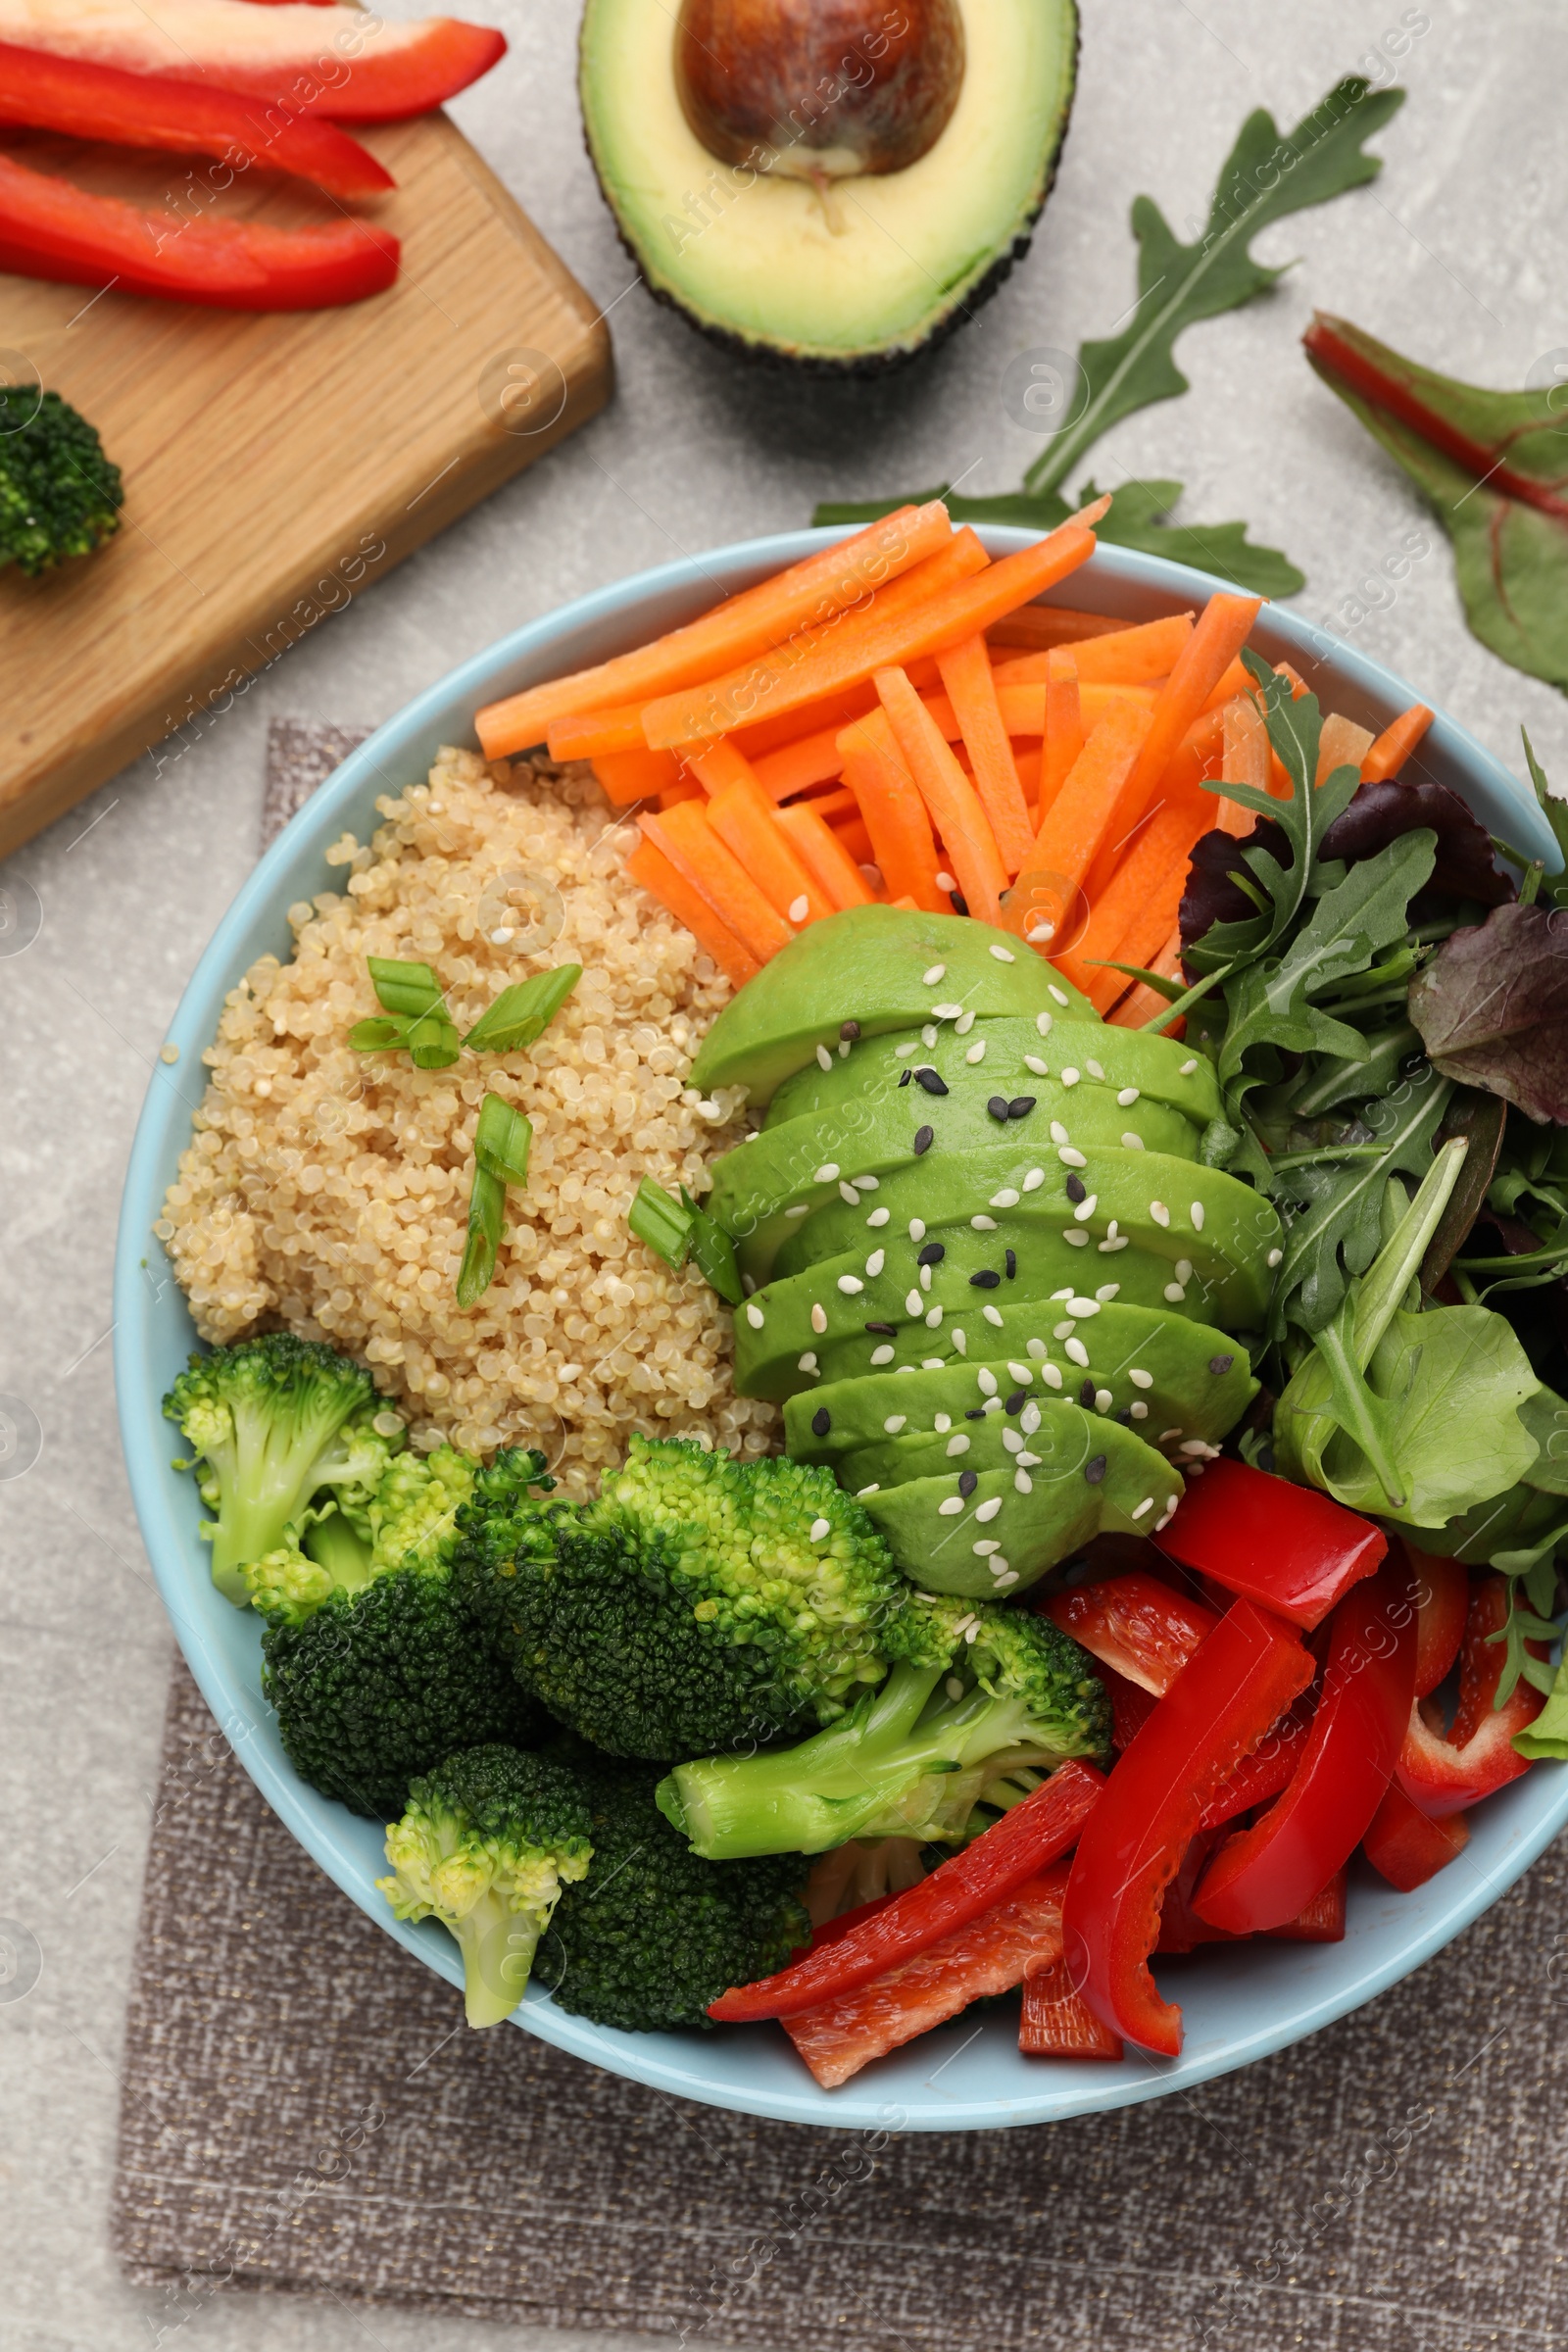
top-left (578, 0), bottom-right (1079, 374)
top-left (858, 1445), bottom-right (1183, 1599)
top-left (690, 906), bottom-right (1093, 1105)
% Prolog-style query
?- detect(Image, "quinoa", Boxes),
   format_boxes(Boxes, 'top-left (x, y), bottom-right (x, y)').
top-left (158, 748), bottom-right (775, 1496)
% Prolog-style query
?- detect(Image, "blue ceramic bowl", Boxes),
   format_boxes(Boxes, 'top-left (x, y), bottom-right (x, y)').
top-left (115, 529), bottom-right (1566, 2132)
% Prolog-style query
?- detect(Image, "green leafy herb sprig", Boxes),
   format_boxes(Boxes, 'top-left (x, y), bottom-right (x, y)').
top-left (814, 76), bottom-right (1404, 598)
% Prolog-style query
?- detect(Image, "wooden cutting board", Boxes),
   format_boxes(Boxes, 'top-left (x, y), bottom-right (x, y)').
top-left (0, 114), bottom-right (613, 857)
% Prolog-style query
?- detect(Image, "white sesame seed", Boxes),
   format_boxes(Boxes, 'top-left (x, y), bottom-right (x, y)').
top-left (935, 872), bottom-right (957, 893)
top-left (971, 1213), bottom-right (998, 1232)
top-left (1003, 1428), bottom-right (1024, 1454)
top-left (1050, 1120), bottom-right (1070, 1146)
top-left (991, 1188), bottom-right (1020, 1208)
top-left (1099, 1235), bottom-right (1129, 1253)
top-left (906, 1288), bottom-right (923, 1316)
top-left (966, 1042), bottom-right (987, 1064)
top-left (1129, 1368), bottom-right (1154, 1390)
top-left (1054, 1320), bottom-right (1076, 1340)
top-left (1065, 1337), bottom-right (1090, 1367)
top-left (1073, 1194), bottom-right (1098, 1223)
top-left (1014, 1470), bottom-right (1033, 1494)
top-left (909, 1218), bottom-right (926, 1242)
top-left (1267, 1248), bottom-right (1283, 1267)
top-left (855, 1173), bottom-right (879, 1191)
top-left (1058, 1147), bottom-right (1088, 1168)
top-left (1067, 1297), bottom-right (1100, 1317)
top-left (816, 1162), bottom-right (840, 1183)
top-left (839, 1040), bottom-right (852, 1058)
top-left (922, 1024), bottom-right (938, 1048)
top-left (925, 1305), bottom-right (944, 1329)
top-left (816, 1044), bottom-right (833, 1072)
top-left (953, 1329), bottom-right (968, 1354)
top-left (798, 1351), bottom-right (819, 1373)
top-left (1095, 1388), bottom-right (1112, 1412)
top-left (1007, 1362), bottom-right (1032, 1383)
top-left (742, 1273), bottom-right (757, 1296)
top-left (857, 1484), bottom-right (880, 1497)
top-left (1036, 1011), bottom-right (1054, 1036)
top-left (1062, 1067), bottom-right (1080, 1088)
top-left (1159, 1428), bottom-right (1182, 1443)
top-left (983, 1303), bottom-right (1004, 1325)
top-left (870, 1345), bottom-right (895, 1365)
top-left (923, 963), bottom-right (947, 985)
top-left (963, 1620), bottom-right (981, 1643)
top-left (1021, 1401), bottom-right (1041, 1434)
top-left (1132, 1496), bottom-right (1154, 1519)
top-left (789, 896), bottom-right (809, 923)
top-left (938, 1496), bottom-right (964, 1516)
top-left (1179, 1057), bottom-right (1198, 1076)
top-left (976, 1495), bottom-right (1004, 1520)
top-left (1096, 1284), bottom-right (1120, 1301)
top-left (994, 1570), bottom-right (1019, 1589)
top-left (1116, 1086), bottom-right (1140, 1106)
top-left (1130, 1401), bottom-right (1148, 1419)
top-left (867, 1207), bottom-right (890, 1228)
top-left (990, 945), bottom-right (1016, 962)
top-left (1176, 1259), bottom-right (1193, 1281)
top-left (839, 1182), bottom-right (859, 1205)
top-left (1182, 1439), bottom-right (1222, 1459)
top-left (946, 1434), bottom-right (970, 1456)
top-left (922, 1356), bottom-right (945, 1369)
top-left (1026, 1337), bottom-right (1047, 1359)
top-left (809, 1517), bottom-right (830, 1540)
top-left (1087, 1058), bottom-right (1104, 1080)
top-left (810, 1302), bottom-right (827, 1334)
top-left (955, 1010), bottom-right (976, 1035)
top-left (884, 1414), bottom-right (906, 1434)
top-left (1150, 1200), bottom-right (1170, 1227)
top-left (977, 1368), bottom-right (999, 1395)
top-left (973, 1537), bottom-right (1001, 1556)
top-left (838, 1274), bottom-right (863, 1295)
top-left (1164, 1283), bottom-right (1186, 1303)
top-left (894, 1041), bottom-right (917, 1057)
top-left (919, 1265), bottom-right (933, 1293)
top-left (745, 1302), bottom-right (764, 1328)
top-left (1065, 1229), bottom-right (1090, 1247)
top-left (1041, 1362), bottom-right (1063, 1389)
top-left (1122, 1132), bottom-right (1145, 1151)
top-left (786, 1202), bottom-right (809, 1218)
top-left (934, 1411), bottom-right (952, 1432)
top-left (1191, 1204), bottom-right (1205, 1232)
top-left (1022, 1167), bottom-right (1046, 1192)
top-left (1049, 986), bottom-right (1070, 1006)
top-left (865, 1250), bottom-right (885, 1276)
top-left (1024, 1055), bottom-right (1050, 1079)
top-left (1154, 1502), bottom-right (1177, 1533)
top-left (932, 1002), bottom-right (964, 1019)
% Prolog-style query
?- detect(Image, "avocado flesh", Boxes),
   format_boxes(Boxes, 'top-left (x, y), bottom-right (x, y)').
top-left (860, 1448), bottom-right (1182, 1600)
top-left (691, 907), bottom-right (1093, 1106)
top-left (578, 0), bottom-right (1079, 373)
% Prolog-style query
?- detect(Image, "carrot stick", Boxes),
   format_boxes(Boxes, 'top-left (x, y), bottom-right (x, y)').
top-left (936, 634), bottom-right (1034, 875)
top-left (642, 510), bottom-right (1106, 751)
top-left (985, 607), bottom-right (1127, 652)
top-left (834, 814), bottom-right (876, 868)
top-left (753, 724), bottom-right (849, 801)
top-left (1055, 797), bottom-right (1210, 1008)
top-left (1014, 745), bottom-right (1042, 808)
top-left (1198, 654), bottom-right (1253, 714)
top-left (1107, 926), bottom-right (1186, 1030)
top-left (684, 737), bottom-right (761, 797)
top-left (1361, 703), bottom-right (1434, 781)
top-left (637, 805), bottom-right (794, 961)
top-left (1082, 592), bottom-right (1260, 865)
top-left (1038, 649), bottom-right (1086, 825)
top-left (1316, 711), bottom-right (1375, 785)
top-left (627, 838), bottom-right (760, 990)
top-left (1218, 696), bottom-right (1269, 836)
top-left (590, 745), bottom-right (682, 806)
top-left (735, 684), bottom-right (877, 758)
top-left (707, 779), bottom-right (834, 926)
top-left (837, 709), bottom-right (946, 912)
top-left (994, 612), bottom-right (1194, 689)
top-left (476, 500), bottom-right (953, 756)
top-left (549, 706), bottom-right (650, 760)
top-left (1079, 704), bottom-right (1224, 909)
top-left (1021, 701), bottom-right (1154, 918)
top-left (658, 775), bottom-right (705, 809)
top-left (802, 785), bottom-right (858, 824)
top-left (776, 802), bottom-right (876, 909)
top-left (874, 665), bottom-right (1009, 924)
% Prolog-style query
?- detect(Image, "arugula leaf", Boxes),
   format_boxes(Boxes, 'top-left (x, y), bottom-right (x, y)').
top-left (1305, 313), bottom-right (1568, 693)
top-left (1409, 903), bottom-right (1568, 1123)
top-left (813, 78), bottom-right (1403, 588)
top-left (1269, 1061), bottom-right (1451, 1340)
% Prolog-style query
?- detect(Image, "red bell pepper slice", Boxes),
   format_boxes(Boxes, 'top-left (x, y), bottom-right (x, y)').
top-left (808, 1894), bottom-right (896, 1951)
top-left (1043, 1571), bottom-right (1219, 1695)
top-left (1410, 1545), bottom-right (1469, 1697)
top-left (0, 2), bottom-right (507, 123)
top-left (1155, 1829), bottom-right (1243, 1953)
top-left (1155, 1457), bottom-right (1386, 1629)
top-left (1395, 1572), bottom-right (1545, 1818)
top-left (1194, 1549), bottom-right (1417, 1935)
top-left (0, 42), bottom-right (392, 198)
top-left (1062, 1598), bottom-right (1314, 2055)
top-left (708, 1759), bottom-right (1103, 2024)
top-left (1198, 1691), bottom-right (1315, 1831)
top-left (0, 151), bottom-right (397, 309)
top-left (1019, 1955), bottom-right (1123, 2059)
top-left (1363, 1783), bottom-right (1471, 1890)
top-left (783, 1863), bottom-right (1071, 2088)
top-left (1097, 1662), bottom-right (1157, 1753)
top-left (1263, 1867), bottom-right (1347, 1942)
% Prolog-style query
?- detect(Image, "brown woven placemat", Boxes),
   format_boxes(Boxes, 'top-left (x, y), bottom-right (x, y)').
top-left (112, 725), bottom-right (1568, 2348)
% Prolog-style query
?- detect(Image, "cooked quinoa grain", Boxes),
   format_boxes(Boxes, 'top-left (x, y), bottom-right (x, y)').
top-left (158, 748), bottom-right (774, 1495)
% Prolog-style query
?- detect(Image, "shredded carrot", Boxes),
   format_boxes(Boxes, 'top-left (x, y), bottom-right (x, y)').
top-left (936, 634), bottom-right (1035, 875)
top-left (837, 708), bottom-right (946, 911)
top-left (1360, 702), bottom-right (1433, 782)
top-left (1316, 711), bottom-right (1376, 785)
top-left (1056, 797), bottom-right (1210, 1009)
top-left (476, 500), bottom-right (953, 756)
top-left (1218, 696), bottom-right (1269, 835)
top-left (1041, 649), bottom-right (1085, 819)
top-left (641, 509), bottom-right (1106, 750)
top-left (994, 612), bottom-right (1194, 689)
top-left (1084, 592), bottom-right (1261, 866)
top-left (777, 802), bottom-right (876, 909)
top-left (627, 838), bottom-right (760, 990)
top-left (1014, 702), bottom-right (1154, 956)
top-left (874, 665), bottom-right (1009, 925)
top-left (707, 779), bottom-right (834, 926)
top-left (637, 805), bottom-right (793, 961)
top-left (753, 724), bottom-right (850, 801)
top-left (590, 746), bottom-right (681, 806)
top-left (1107, 926), bottom-right (1186, 1031)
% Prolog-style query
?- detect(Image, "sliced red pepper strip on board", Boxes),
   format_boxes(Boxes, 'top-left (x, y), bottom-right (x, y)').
top-left (0, 41), bottom-right (392, 198)
top-left (1363, 1784), bottom-right (1471, 1890)
top-left (1396, 1572), bottom-right (1545, 1818)
top-left (0, 1), bottom-right (506, 122)
top-left (1410, 1545), bottom-right (1469, 1698)
top-left (1019, 1955), bottom-right (1123, 2059)
top-left (1155, 1457), bottom-right (1386, 1630)
top-left (783, 1862), bottom-right (1071, 2089)
top-left (1195, 1549), bottom-right (1418, 1936)
top-left (707, 1759), bottom-right (1103, 2023)
top-left (1062, 1599), bottom-right (1314, 2056)
top-left (0, 151), bottom-right (397, 308)
top-left (1043, 1571), bottom-right (1218, 1696)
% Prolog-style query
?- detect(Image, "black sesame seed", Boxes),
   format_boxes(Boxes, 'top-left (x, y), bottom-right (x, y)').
top-left (1208, 1353), bottom-right (1236, 1375)
top-left (864, 1321), bottom-right (898, 1335)
top-left (1084, 1454), bottom-right (1108, 1485)
top-left (1004, 1248), bottom-right (1017, 1281)
top-left (840, 1019), bottom-right (860, 1041)
top-left (1007, 1096), bottom-right (1037, 1120)
top-left (810, 1407), bottom-right (831, 1437)
top-left (1005, 1391), bottom-right (1026, 1414)
top-left (949, 891), bottom-right (968, 916)
top-left (914, 1067), bottom-right (949, 1096)
top-left (1115, 1408), bottom-right (1133, 1426)
top-left (917, 1242), bottom-right (945, 1266)
top-left (913, 1125), bottom-right (934, 1154)
top-left (987, 1096), bottom-right (1011, 1122)
top-left (1065, 1174), bottom-right (1087, 1204)
top-left (1079, 1379), bottom-right (1096, 1408)
top-left (899, 1069), bottom-right (911, 1088)
top-left (965, 1406), bottom-right (987, 1421)
top-left (969, 1269), bottom-right (1001, 1290)
top-left (957, 1469), bottom-right (978, 1497)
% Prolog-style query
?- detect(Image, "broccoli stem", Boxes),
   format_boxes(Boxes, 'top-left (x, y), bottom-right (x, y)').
top-left (446, 1895), bottom-right (549, 2030)
top-left (657, 1664), bottom-right (1058, 1859)
top-left (208, 1392), bottom-right (376, 1599)
top-left (302, 1507), bottom-right (375, 1591)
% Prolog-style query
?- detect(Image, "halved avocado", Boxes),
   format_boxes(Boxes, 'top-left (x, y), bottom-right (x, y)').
top-left (578, 0), bottom-right (1080, 372)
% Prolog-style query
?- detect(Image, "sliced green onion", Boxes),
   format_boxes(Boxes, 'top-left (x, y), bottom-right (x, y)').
top-left (629, 1175), bottom-right (694, 1272)
top-left (353, 957), bottom-right (460, 1067)
top-left (464, 963), bottom-right (583, 1054)
top-left (681, 1186), bottom-right (745, 1307)
top-left (457, 1096), bottom-right (534, 1308)
top-left (348, 1013), bottom-right (412, 1054)
top-left (473, 1094), bottom-right (533, 1187)
top-left (367, 956), bottom-right (445, 1016)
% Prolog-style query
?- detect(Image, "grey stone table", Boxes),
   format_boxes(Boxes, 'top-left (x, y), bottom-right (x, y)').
top-left (2, 4), bottom-right (1564, 2347)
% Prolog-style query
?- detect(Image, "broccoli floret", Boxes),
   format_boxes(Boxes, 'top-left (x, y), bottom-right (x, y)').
top-left (535, 1759), bottom-right (808, 2033)
top-left (164, 1333), bottom-right (398, 1604)
top-left (377, 1745), bottom-right (593, 2028)
top-left (0, 386), bottom-right (122, 576)
top-left (259, 1446), bottom-right (554, 1819)
top-left (657, 1597), bottom-right (1111, 1859)
top-left (457, 1435), bottom-right (943, 1759)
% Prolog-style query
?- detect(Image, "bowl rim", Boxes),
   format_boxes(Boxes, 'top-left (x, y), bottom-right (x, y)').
top-left (115, 525), bottom-right (1567, 2132)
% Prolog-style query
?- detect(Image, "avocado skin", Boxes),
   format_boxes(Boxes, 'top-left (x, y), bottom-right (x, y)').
top-left (578, 4), bottom-right (1080, 376)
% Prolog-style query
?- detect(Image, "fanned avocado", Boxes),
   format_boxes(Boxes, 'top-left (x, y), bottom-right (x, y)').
top-left (860, 1446), bottom-right (1182, 1600)
top-left (579, 0), bottom-right (1080, 374)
